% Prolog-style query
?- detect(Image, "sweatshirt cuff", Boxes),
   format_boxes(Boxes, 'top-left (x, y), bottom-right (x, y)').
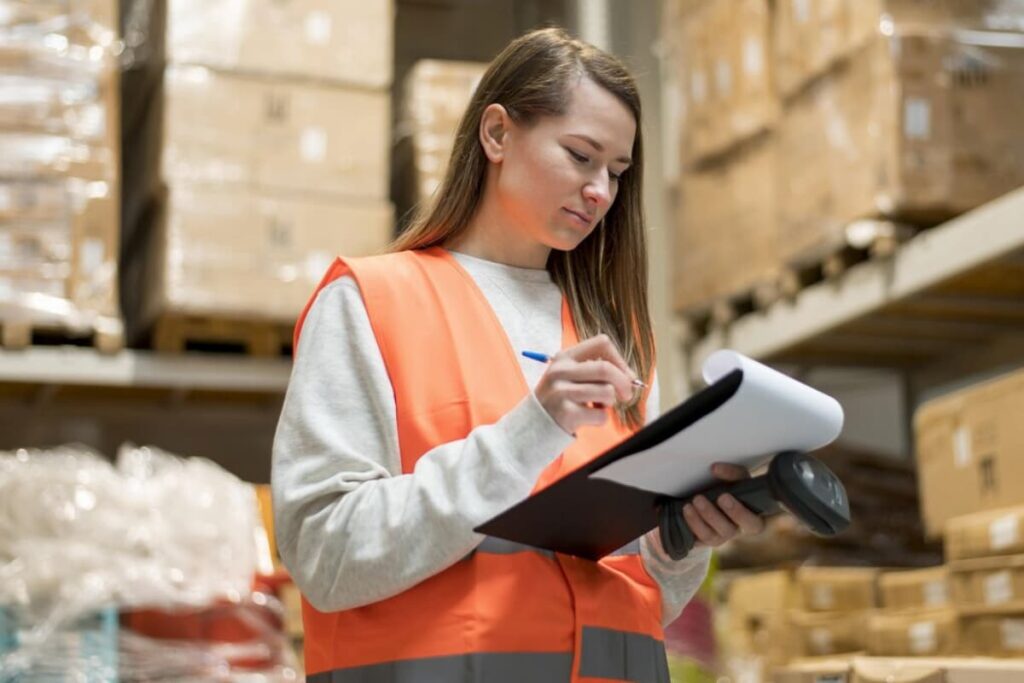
top-left (496, 393), bottom-right (576, 486)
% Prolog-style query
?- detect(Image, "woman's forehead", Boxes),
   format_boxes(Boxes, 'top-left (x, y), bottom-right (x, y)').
top-left (546, 77), bottom-right (636, 156)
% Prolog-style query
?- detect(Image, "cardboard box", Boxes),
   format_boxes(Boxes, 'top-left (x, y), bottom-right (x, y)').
top-left (797, 567), bottom-right (880, 612)
top-left (945, 507), bottom-right (1024, 562)
top-left (669, 0), bottom-right (776, 164)
top-left (772, 0), bottom-right (1003, 98)
top-left (917, 369), bottom-right (1024, 538)
top-left (779, 31), bottom-right (1024, 266)
top-left (674, 134), bottom-right (777, 313)
top-left (162, 66), bottom-right (389, 201)
top-left (777, 656), bottom-right (1024, 683)
top-left (879, 567), bottom-right (951, 610)
top-left (950, 554), bottom-right (1024, 612)
top-left (167, 0), bottom-right (393, 88)
top-left (131, 182), bottom-right (393, 325)
top-left (790, 610), bottom-right (869, 657)
top-left (726, 570), bottom-right (799, 665)
top-left (866, 609), bottom-right (960, 656)
top-left (961, 615), bottom-right (1024, 657)
top-left (397, 60), bottom-right (486, 204)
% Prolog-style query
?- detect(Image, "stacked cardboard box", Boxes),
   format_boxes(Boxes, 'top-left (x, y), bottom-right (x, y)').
top-left (723, 570), bottom-right (799, 678)
top-left (914, 368), bottom-right (1024, 537)
top-left (665, 0), bottom-right (778, 314)
top-left (395, 60), bottom-right (486, 215)
top-left (870, 567), bottom-right (959, 657)
top-left (775, 656), bottom-right (1024, 683)
top-left (789, 567), bottom-right (879, 657)
top-left (778, 10), bottom-right (1024, 265)
top-left (0, 0), bottom-right (123, 348)
top-left (128, 0), bottom-right (395, 336)
top-left (668, 0), bottom-right (1024, 315)
top-left (944, 504), bottom-right (1024, 657)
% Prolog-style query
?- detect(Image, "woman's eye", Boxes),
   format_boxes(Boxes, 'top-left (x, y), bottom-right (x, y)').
top-left (567, 148), bottom-right (589, 164)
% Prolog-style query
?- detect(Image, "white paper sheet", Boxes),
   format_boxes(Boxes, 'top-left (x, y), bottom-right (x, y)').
top-left (589, 350), bottom-right (844, 496)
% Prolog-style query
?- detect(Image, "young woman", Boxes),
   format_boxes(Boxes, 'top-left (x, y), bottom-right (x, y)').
top-left (273, 27), bottom-right (765, 683)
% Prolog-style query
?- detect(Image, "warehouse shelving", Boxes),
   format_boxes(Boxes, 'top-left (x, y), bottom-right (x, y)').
top-left (683, 186), bottom-right (1024, 394)
top-left (0, 347), bottom-right (290, 395)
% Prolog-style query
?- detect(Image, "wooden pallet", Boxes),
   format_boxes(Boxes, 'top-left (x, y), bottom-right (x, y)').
top-left (152, 314), bottom-right (293, 357)
top-left (779, 220), bottom-right (919, 299)
top-left (0, 317), bottom-right (124, 354)
top-left (679, 276), bottom-right (781, 339)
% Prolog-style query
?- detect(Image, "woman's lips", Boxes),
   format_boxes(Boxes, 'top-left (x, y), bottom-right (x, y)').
top-left (562, 208), bottom-right (593, 229)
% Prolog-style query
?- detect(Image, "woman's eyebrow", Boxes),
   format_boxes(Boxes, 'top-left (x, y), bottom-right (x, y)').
top-left (567, 133), bottom-right (632, 165)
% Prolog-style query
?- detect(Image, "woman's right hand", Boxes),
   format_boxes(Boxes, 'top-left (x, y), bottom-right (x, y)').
top-left (533, 334), bottom-right (639, 436)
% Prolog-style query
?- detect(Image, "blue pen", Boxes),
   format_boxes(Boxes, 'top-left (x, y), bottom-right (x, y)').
top-left (521, 351), bottom-right (647, 388)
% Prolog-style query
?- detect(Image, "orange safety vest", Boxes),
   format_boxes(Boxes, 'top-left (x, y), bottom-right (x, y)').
top-left (294, 247), bottom-right (667, 683)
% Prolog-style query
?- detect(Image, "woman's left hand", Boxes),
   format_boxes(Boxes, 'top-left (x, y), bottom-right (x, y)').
top-left (681, 462), bottom-right (767, 549)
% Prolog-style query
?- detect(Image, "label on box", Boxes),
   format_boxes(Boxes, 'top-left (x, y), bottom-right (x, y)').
top-left (953, 424), bottom-right (972, 467)
top-left (300, 127), bottom-right (328, 163)
top-left (810, 627), bottom-right (833, 654)
top-left (811, 584), bottom-right (835, 610)
top-left (923, 580), bottom-right (949, 607)
top-left (690, 70), bottom-right (707, 104)
top-left (714, 60), bottom-right (733, 97)
top-left (80, 238), bottom-right (105, 272)
top-left (743, 37), bottom-right (764, 77)
top-left (305, 250), bottom-right (333, 282)
top-left (305, 11), bottom-right (332, 46)
top-left (793, 0), bottom-right (811, 23)
top-left (985, 571), bottom-right (1014, 605)
top-left (990, 515), bottom-right (1019, 551)
top-left (903, 97), bottom-right (931, 140)
top-left (1000, 619), bottom-right (1024, 650)
top-left (908, 620), bottom-right (937, 654)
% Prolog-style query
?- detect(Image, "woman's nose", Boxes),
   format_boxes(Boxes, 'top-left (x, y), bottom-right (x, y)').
top-left (582, 173), bottom-right (611, 208)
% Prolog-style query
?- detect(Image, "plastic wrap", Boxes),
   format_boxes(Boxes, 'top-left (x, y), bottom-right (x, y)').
top-left (166, 0), bottom-right (393, 88)
top-left (0, 443), bottom-right (297, 679)
top-left (395, 59), bottom-right (486, 206)
top-left (0, 0), bottom-right (122, 342)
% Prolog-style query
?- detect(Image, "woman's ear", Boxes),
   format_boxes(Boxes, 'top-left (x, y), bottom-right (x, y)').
top-left (479, 103), bottom-right (510, 163)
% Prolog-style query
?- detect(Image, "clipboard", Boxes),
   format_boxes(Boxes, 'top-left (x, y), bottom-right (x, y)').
top-left (474, 350), bottom-right (846, 561)
top-left (474, 369), bottom-right (745, 561)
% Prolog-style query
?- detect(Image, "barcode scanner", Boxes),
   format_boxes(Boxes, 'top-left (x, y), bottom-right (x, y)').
top-left (657, 451), bottom-right (851, 561)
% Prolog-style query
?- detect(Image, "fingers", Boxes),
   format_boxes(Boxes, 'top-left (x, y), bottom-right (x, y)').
top-left (719, 494), bottom-right (767, 536)
top-left (559, 334), bottom-right (639, 384)
top-left (682, 494), bottom-right (765, 548)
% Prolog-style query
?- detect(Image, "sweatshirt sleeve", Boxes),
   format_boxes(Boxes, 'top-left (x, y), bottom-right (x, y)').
top-left (638, 376), bottom-right (713, 625)
top-left (271, 276), bottom-right (574, 612)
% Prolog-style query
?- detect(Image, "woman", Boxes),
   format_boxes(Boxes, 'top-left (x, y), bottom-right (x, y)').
top-left (273, 27), bottom-right (765, 682)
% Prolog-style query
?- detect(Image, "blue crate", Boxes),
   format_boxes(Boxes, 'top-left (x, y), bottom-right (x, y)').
top-left (0, 605), bottom-right (118, 682)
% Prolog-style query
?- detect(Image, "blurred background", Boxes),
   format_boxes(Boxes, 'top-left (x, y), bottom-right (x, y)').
top-left (1, 0), bottom-right (1024, 680)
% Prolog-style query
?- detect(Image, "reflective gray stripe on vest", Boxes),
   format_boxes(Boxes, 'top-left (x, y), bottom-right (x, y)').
top-left (476, 536), bottom-right (640, 559)
top-left (306, 651), bottom-right (572, 683)
top-left (579, 626), bottom-right (671, 683)
top-left (475, 536), bottom-right (555, 559)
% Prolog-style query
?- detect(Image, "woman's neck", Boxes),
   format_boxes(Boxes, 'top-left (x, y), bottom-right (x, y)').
top-left (444, 191), bottom-right (551, 269)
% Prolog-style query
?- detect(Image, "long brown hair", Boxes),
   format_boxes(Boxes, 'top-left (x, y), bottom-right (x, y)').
top-left (392, 28), bottom-right (653, 429)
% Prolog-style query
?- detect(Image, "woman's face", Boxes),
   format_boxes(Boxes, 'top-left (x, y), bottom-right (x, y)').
top-left (494, 76), bottom-right (637, 253)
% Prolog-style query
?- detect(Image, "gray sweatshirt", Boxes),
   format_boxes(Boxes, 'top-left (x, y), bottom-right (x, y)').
top-left (271, 250), bottom-right (710, 627)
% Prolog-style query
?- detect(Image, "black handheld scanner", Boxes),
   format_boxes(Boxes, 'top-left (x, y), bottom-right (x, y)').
top-left (657, 451), bottom-right (851, 561)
